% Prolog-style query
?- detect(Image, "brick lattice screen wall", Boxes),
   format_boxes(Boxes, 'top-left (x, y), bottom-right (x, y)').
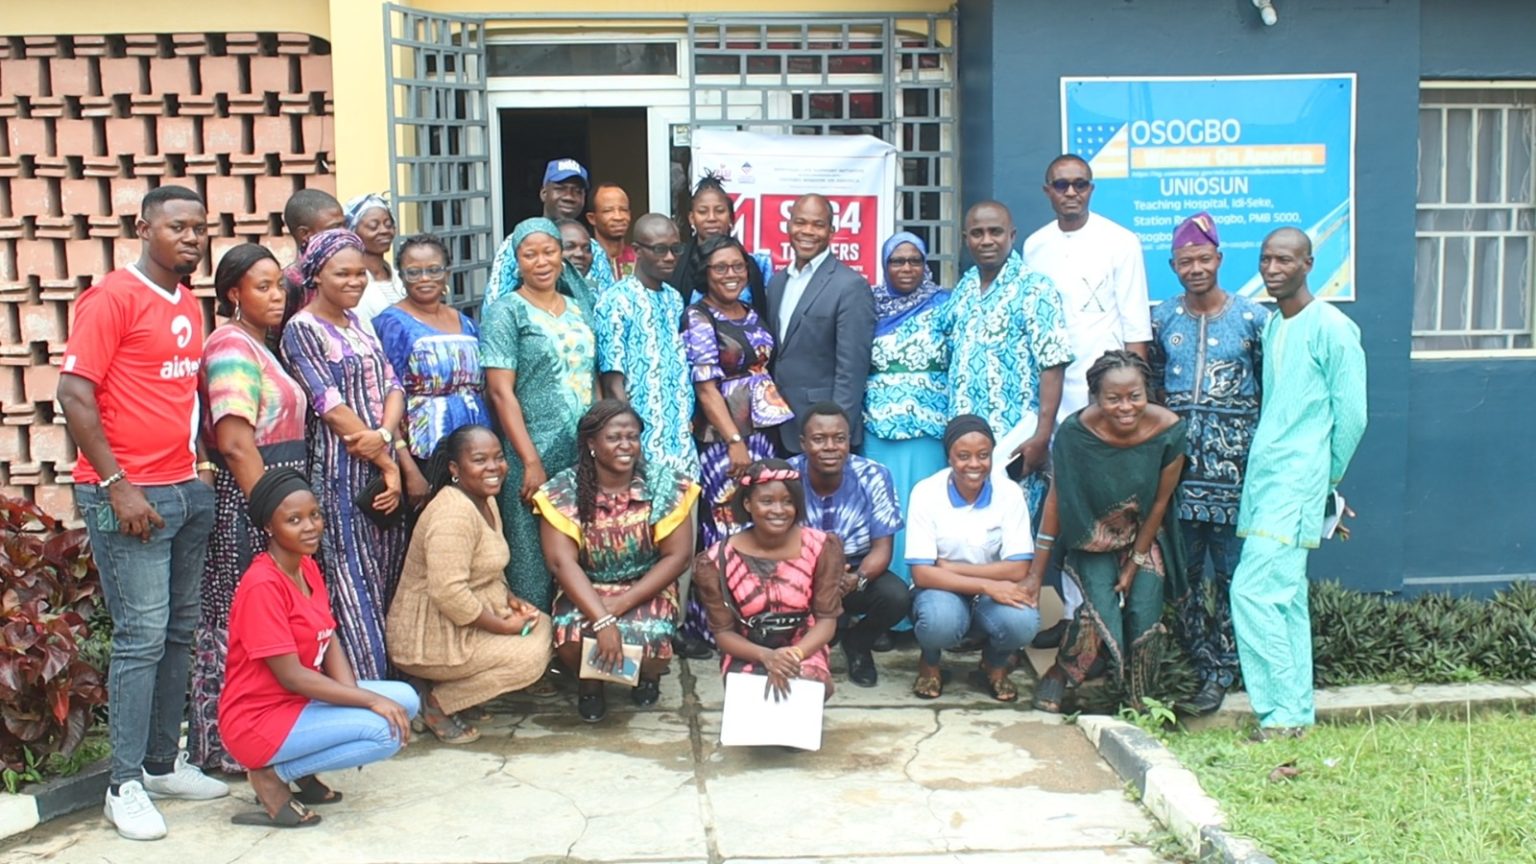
top-left (0, 32), bottom-right (335, 521)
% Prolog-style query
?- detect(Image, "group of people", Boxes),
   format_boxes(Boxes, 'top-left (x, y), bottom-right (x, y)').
top-left (59, 152), bottom-right (1367, 841)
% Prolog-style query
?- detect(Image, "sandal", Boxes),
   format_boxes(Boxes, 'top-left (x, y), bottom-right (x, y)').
top-left (291, 775), bottom-right (342, 805)
top-left (457, 704), bottom-right (492, 722)
top-left (970, 667), bottom-right (1018, 703)
top-left (913, 668), bottom-right (944, 700)
top-left (230, 798), bottom-right (321, 828)
top-left (422, 693), bottom-right (481, 744)
top-left (578, 685), bottom-right (607, 723)
top-left (631, 677), bottom-right (660, 707)
top-left (1032, 670), bottom-right (1067, 713)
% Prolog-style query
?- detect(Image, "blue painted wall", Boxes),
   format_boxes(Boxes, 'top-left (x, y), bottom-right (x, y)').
top-left (957, 0), bottom-right (1475, 592)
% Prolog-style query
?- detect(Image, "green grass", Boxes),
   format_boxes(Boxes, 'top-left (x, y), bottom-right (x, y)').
top-left (1167, 713), bottom-right (1536, 864)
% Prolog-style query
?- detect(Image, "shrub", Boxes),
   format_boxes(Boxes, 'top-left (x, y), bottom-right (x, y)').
top-left (0, 496), bottom-right (108, 775)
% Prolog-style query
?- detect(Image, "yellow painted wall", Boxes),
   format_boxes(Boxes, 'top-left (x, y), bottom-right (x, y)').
top-left (0, 0), bottom-right (331, 39)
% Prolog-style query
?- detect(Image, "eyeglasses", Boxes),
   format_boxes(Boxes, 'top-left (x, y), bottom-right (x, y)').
top-left (708, 262), bottom-right (749, 275)
top-left (887, 256), bottom-right (925, 268)
top-left (637, 242), bottom-right (687, 257)
top-left (1050, 179), bottom-right (1093, 193)
top-left (401, 265), bottom-right (448, 281)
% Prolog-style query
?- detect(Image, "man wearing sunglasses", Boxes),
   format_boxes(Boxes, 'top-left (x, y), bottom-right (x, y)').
top-left (1023, 154), bottom-right (1153, 649)
top-left (592, 213), bottom-right (699, 479)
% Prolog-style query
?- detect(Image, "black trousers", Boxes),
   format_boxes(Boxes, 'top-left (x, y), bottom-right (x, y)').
top-left (840, 571), bottom-right (912, 652)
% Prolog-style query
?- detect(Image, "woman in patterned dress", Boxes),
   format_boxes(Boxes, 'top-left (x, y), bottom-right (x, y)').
top-left (371, 233), bottom-right (489, 466)
top-left (190, 244), bottom-right (309, 772)
top-left (863, 232), bottom-right (951, 602)
top-left (534, 400), bottom-right (700, 722)
top-left (691, 460), bottom-right (845, 700)
top-left (480, 217), bottom-right (596, 612)
top-left (280, 229), bottom-right (418, 681)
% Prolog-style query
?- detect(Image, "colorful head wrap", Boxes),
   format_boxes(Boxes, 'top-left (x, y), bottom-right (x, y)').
top-left (247, 466), bottom-right (312, 527)
top-left (738, 463), bottom-right (801, 487)
top-left (298, 228), bottom-right (364, 291)
top-left (512, 216), bottom-right (561, 250)
top-left (943, 414), bottom-right (995, 454)
top-left (1173, 212), bottom-right (1220, 250)
top-left (343, 193), bottom-right (390, 231)
top-left (872, 231), bottom-right (945, 336)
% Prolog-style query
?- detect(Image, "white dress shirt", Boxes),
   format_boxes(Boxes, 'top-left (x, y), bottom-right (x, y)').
top-left (777, 246), bottom-right (832, 343)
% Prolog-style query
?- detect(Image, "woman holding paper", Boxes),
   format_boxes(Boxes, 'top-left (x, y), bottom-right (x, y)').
top-left (535, 401), bottom-right (700, 723)
top-left (386, 424), bottom-right (553, 744)
top-left (692, 460), bottom-right (847, 700)
top-left (1029, 351), bottom-right (1187, 714)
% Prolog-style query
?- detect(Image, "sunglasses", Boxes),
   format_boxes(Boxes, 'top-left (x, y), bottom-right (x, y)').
top-left (887, 256), bottom-right (925, 268)
top-left (1050, 179), bottom-right (1093, 193)
top-left (401, 265), bottom-right (448, 281)
top-left (637, 242), bottom-right (687, 257)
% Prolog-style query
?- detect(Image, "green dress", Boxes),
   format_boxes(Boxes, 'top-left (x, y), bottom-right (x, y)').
top-left (480, 277), bottom-right (595, 611)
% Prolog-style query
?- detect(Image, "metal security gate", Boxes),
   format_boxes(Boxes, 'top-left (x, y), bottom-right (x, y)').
top-left (688, 14), bottom-right (959, 282)
top-left (384, 5), bottom-right (493, 309)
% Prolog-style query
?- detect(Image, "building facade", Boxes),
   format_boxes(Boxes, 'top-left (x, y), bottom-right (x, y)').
top-left (2, 0), bottom-right (1532, 595)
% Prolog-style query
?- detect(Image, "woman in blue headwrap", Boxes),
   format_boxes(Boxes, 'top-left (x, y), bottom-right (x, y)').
top-left (342, 193), bottom-right (403, 341)
top-left (480, 217), bottom-right (597, 612)
top-left (279, 228), bottom-right (418, 681)
top-left (863, 231), bottom-right (952, 608)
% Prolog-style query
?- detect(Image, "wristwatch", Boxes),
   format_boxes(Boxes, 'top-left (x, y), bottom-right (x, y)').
top-left (727, 432), bottom-right (743, 444)
top-left (377, 427), bottom-right (394, 446)
top-left (1130, 550), bottom-right (1153, 568)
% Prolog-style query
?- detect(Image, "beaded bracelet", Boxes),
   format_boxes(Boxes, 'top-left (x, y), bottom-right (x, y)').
top-left (591, 614), bottom-right (617, 632)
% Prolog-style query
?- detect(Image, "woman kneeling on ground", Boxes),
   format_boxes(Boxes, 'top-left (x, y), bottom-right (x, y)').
top-left (692, 460), bottom-right (845, 701)
top-left (387, 424), bottom-right (554, 743)
top-left (1031, 350), bottom-right (1187, 714)
top-left (220, 468), bottom-right (419, 829)
top-left (907, 415), bottom-right (1041, 702)
top-left (535, 400), bottom-right (700, 722)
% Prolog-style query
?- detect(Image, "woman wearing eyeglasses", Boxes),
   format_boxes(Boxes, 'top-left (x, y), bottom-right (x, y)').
top-left (372, 234), bottom-right (490, 478)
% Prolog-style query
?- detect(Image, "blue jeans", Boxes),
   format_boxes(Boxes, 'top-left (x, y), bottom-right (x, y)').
top-left (77, 479), bottom-right (216, 784)
top-left (912, 588), bottom-right (1041, 668)
top-left (266, 681), bottom-right (420, 783)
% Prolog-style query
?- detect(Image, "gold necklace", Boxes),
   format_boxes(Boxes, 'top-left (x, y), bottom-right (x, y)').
top-left (521, 288), bottom-right (564, 316)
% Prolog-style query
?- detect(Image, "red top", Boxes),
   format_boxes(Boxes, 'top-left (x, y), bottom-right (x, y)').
top-left (60, 266), bottom-right (205, 485)
top-left (218, 553), bottom-right (336, 769)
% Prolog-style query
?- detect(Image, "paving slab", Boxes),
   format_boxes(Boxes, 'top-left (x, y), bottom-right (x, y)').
top-left (0, 651), bottom-right (1165, 864)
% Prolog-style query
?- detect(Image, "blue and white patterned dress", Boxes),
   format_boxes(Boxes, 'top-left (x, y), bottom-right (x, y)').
top-left (372, 305), bottom-right (489, 460)
top-left (865, 292), bottom-right (950, 442)
top-left (593, 276), bottom-right (699, 478)
top-left (944, 251), bottom-right (1074, 513)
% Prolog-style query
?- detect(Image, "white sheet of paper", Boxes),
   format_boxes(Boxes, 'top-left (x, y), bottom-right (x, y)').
top-left (719, 672), bottom-right (824, 751)
top-left (1321, 491), bottom-right (1347, 540)
top-left (992, 409), bottom-right (1039, 483)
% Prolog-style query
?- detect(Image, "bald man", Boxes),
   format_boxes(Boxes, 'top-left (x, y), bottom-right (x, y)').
top-left (592, 213), bottom-right (698, 478)
top-left (1231, 227), bottom-right (1367, 740)
top-left (765, 194), bottom-right (875, 453)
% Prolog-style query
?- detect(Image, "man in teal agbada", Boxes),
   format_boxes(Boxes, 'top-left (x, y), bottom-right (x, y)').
top-left (1232, 227), bottom-right (1368, 738)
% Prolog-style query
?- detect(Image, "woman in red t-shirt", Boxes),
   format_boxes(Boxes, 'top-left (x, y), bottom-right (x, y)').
top-left (219, 468), bottom-right (419, 828)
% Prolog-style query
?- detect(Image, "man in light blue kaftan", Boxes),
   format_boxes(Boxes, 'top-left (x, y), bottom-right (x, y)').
top-left (1232, 227), bottom-right (1367, 735)
top-left (592, 214), bottom-right (699, 478)
top-left (944, 201), bottom-right (1073, 516)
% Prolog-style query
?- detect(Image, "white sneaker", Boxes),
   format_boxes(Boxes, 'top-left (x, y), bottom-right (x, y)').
top-left (141, 752), bottom-right (230, 801)
top-left (104, 780), bottom-right (167, 841)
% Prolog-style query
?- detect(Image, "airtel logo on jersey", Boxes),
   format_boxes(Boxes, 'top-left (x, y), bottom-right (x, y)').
top-left (159, 315), bottom-right (199, 378)
top-left (171, 315), bottom-right (193, 348)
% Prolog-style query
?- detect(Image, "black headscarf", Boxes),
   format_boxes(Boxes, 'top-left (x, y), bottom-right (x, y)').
top-left (942, 414), bottom-right (995, 454)
top-left (247, 466), bottom-right (312, 527)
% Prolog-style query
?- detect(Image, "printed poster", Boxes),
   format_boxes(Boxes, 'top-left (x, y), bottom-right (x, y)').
top-left (691, 129), bottom-right (897, 283)
top-left (1062, 74), bottom-right (1356, 301)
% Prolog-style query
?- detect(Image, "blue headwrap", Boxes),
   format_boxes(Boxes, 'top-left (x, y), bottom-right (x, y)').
top-left (872, 231), bottom-right (945, 337)
top-left (488, 217), bottom-right (564, 301)
top-left (342, 193), bottom-right (390, 231)
top-left (299, 228), bottom-right (365, 292)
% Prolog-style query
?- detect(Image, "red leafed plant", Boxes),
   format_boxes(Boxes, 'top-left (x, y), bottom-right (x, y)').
top-left (0, 495), bottom-right (108, 774)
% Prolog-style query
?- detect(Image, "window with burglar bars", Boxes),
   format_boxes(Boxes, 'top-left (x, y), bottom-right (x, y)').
top-left (384, 5), bottom-right (494, 309)
top-left (1414, 86), bottom-right (1536, 352)
top-left (688, 15), bottom-right (958, 284)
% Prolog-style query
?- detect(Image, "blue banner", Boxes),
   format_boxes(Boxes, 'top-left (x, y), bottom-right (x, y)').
top-left (1062, 75), bottom-right (1356, 302)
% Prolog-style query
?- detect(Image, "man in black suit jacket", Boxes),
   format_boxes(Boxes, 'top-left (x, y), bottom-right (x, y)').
top-left (766, 194), bottom-right (876, 454)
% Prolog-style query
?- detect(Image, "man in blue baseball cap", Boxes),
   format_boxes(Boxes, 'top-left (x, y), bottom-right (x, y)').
top-left (541, 158), bottom-right (589, 221)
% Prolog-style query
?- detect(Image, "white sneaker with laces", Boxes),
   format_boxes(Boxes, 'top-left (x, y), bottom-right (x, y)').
top-left (141, 752), bottom-right (230, 801)
top-left (104, 780), bottom-right (167, 841)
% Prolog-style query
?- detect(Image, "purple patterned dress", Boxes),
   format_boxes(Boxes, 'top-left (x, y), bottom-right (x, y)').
top-left (682, 301), bottom-right (792, 641)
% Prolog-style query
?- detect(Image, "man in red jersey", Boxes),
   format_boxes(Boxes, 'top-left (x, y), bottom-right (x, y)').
top-left (58, 185), bottom-right (229, 841)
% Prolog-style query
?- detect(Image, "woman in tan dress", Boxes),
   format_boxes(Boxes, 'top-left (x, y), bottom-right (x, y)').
top-left (386, 423), bottom-right (553, 744)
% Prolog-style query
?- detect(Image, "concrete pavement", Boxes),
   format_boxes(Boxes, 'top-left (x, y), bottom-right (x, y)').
top-left (0, 648), bottom-right (1167, 863)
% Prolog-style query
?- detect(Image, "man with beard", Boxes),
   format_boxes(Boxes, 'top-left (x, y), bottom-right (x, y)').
top-left (59, 185), bottom-right (229, 840)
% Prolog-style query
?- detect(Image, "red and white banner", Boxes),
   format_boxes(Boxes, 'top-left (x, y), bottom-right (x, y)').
top-left (690, 130), bottom-right (897, 284)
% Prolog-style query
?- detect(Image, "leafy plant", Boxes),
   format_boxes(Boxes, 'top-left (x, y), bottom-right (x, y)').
top-left (1118, 696), bottom-right (1180, 736)
top-left (0, 495), bottom-right (109, 777)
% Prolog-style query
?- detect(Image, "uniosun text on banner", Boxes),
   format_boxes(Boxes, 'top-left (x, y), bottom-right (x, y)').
top-left (690, 130), bottom-right (898, 283)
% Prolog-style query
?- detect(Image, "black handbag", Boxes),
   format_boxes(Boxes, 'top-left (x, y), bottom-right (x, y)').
top-left (353, 474), bottom-right (406, 530)
top-left (716, 542), bottom-right (806, 649)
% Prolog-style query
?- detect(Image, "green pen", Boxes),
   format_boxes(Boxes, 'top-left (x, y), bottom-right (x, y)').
top-left (519, 620), bottom-right (534, 637)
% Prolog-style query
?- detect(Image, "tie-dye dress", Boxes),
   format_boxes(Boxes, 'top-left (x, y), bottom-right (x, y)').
top-left (372, 305), bottom-right (489, 459)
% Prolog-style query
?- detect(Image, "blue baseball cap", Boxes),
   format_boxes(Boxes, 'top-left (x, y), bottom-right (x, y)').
top-left (543, 158), bottom-right (589, 186)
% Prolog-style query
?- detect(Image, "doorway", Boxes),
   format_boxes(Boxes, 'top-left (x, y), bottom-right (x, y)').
top-left (497, 107), bottom-right (649, 232)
